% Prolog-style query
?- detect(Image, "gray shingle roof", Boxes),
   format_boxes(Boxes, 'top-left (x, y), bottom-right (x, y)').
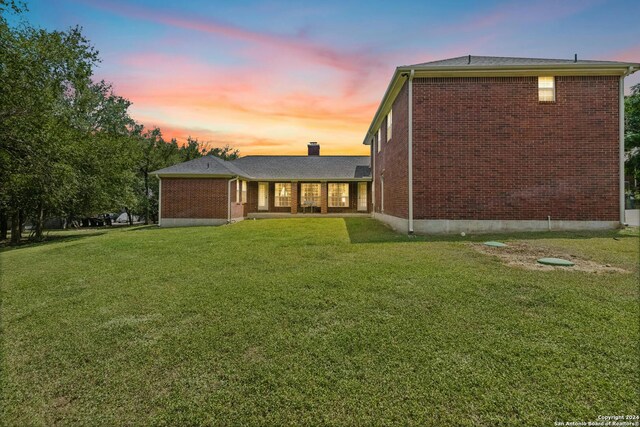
top-left (232, 156), bottom-right (370, 180)
top-left (406, 55), bottom-right (638, 68)
top-left (153, 155), bottom-right (371, 180)
top-left (152, 155), bottom-right (249, 177)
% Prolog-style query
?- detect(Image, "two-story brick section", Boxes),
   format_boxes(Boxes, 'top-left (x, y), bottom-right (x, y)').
top-left (155, 55), bottom-right (639, 233)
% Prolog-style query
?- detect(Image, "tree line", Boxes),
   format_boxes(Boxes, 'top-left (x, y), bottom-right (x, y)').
top-left (0, 1), bottom-right (238, 244)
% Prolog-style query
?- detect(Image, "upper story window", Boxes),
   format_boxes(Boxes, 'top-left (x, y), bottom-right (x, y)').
top-left (274, 183), bottom-right (291, 207)
top-left (538, 76), bottom-right (555, 102)
top-left (386, 109), bottom-right (393, 141)
top-left (377, 129), bottom-right (381, 153)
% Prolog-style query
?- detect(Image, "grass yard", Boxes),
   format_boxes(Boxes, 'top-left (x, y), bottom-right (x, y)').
top-left (1, 218), bottom-right (638, 426)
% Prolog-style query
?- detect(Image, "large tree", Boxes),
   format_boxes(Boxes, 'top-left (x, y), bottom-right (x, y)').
top-left (625, 83), bottom-right (640, 194)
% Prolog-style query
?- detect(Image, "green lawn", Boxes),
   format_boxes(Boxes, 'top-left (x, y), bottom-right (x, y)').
top-left (1, 219), bottom-right (638, 426)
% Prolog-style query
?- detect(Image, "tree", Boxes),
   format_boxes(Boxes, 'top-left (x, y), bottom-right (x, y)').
top-left (625, 83), bottom-right (640, 193)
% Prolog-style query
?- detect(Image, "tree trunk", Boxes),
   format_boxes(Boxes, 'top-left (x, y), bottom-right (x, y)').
top-left (126, 208), bottom-right (133, 226)
top-left (34, 203), bottom-right (44, 241)
top-left (10, 210), bottom-right (21, 245)
top-left (0, 208), bottom-right (8, 240)
top-left (144, 172), bottom-right (150, 225)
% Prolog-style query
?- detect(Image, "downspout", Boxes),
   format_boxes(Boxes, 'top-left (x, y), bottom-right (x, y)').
top-left (228, 176), bottom-right (239, 223)
top-left (408, 69), bottom-right (415, 234)
top-left (620, 67), bottom-right (633, 226)
top-left (371, 135), bottom-right (375, 214)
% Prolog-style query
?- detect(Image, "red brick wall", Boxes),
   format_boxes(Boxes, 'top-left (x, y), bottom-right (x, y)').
top-left (374, 80), bottom-right (409, 218)
top-left (161, 178), bottom-right (229, 219)
top-left (412, 75), bottom-right (620, 221)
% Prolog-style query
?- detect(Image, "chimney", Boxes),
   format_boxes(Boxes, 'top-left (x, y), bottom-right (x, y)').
top-left (307, 141), bottom-right (320, 156)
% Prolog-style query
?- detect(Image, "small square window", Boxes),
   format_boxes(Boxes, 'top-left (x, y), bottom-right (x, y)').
top-left (538, 76), bottom-right (555, 102)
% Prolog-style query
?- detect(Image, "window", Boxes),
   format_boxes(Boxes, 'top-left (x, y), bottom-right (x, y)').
top-left (538, 76), bottom-right (555, 102)
top-left (241, 180), bottom-right (247, 203)
top-left (274, 183), bottom-right (291, 207)
top-left (258, 182), bottom-right (268, 210)
top-left (377, 129), bottom-right (381, 153)
top-left (386, 109), bottom-right (392, 142)
top-left (357, 182), bottom-right (367, 211)
top-left (300, 183), bottom-right (320, 207)
top-left (328, 183), bottom-right (349, 207)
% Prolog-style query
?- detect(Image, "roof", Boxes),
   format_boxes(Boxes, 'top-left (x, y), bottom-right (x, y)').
top-left (407, 55), bottom-right (637, 68)
top-left (363, 55), bottom-right (640, 146)
top-left (152, 155), bottom-right (248, 177)
top-left (153, 155), bottom-right (371, 180)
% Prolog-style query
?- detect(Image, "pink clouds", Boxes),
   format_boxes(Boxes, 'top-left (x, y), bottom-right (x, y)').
top-left (80, 0), bottom-right (384, 73)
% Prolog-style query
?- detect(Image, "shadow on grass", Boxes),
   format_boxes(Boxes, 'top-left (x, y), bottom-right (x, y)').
top-left (344, 217), bottom-right (638, 244)
top-left (0, 231), bottom-right (107, 252)
top-left (124, 225), bottom-right (160, 232)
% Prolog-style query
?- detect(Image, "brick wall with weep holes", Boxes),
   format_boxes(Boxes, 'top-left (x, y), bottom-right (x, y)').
top-left (412, 75), bottom-right (620, 221)
top-left (162, 178), bottom-right (229, 219)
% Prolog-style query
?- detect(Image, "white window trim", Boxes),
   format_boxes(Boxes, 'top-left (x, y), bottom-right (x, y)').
top-left (328, 183), bottom-right (349, 208)
top-left (257, 182), bottom-right (268, 210)
top-left (357, 182), bottom-right (367, 211)
top-left (538, 76), bottom-right (555, 102)
top-left (241, 180), bottom-right (247, 204)
top-left (274, 182), bottom-right (291, 207)
top-left (386, 109), bottom-right (392, 142)
top-left (300, 183), bottom-right (321, 207)
top-left (377, 129), bottom-right (381, 153)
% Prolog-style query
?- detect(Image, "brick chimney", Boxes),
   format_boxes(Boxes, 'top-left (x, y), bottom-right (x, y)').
top-left (307, 141), bottom-right (320, 156)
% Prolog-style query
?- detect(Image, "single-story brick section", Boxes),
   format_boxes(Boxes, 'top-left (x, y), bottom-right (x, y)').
top-left (154, 143), bottom-right (371, 227)
top-left (154, 55), bottom-right (640, 233)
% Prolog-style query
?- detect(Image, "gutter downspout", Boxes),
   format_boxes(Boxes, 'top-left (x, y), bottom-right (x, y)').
top-left (228, 176), bottom-right (239, 223)
top-left (408, 69), bottom-right (415, 234)
top-left (620, 67), bottom-right (633, 227)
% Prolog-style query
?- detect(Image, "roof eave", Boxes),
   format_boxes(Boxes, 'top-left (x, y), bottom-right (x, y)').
top-left (362, 62), bottom-right (640, 145)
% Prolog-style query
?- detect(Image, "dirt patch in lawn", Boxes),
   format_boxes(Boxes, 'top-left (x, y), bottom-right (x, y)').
top-left (472, 242), bottom-right (629, 273)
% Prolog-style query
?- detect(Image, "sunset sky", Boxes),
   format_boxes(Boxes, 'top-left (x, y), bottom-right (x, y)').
top-left (15, 0), bottom-right (640, 155)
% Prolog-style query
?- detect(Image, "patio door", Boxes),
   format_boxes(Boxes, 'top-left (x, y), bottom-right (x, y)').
top-left (357, 182), bottom-right (367, 211)
top-left (258, 182), bottom-right (269, 210)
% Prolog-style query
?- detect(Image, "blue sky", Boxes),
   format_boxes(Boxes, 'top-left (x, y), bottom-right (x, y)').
top-left (11, 0), bottom-right (640, 154)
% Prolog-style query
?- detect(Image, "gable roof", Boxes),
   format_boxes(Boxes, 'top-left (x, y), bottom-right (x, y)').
top-left (153, 155), bottom-right (371, 180)
top-left (408, 55), bottom-right (636, 68)
top-left (152, 155), bottom-right (250, 178)
top-left (363, 55), bottom-right (640, 146)
top-left (232, 156), bottom-right (370, 180)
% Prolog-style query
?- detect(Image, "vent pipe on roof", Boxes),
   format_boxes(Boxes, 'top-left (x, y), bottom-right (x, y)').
top-left (307, 141), bottom-right (320, 156)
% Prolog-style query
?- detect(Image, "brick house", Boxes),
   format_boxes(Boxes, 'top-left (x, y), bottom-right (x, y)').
top-left (365, 55), bottom-right (639, 233)
top-left (154, 142), bottom-right (371, 227)
top-left (155, 55), bottom-right (639, 233)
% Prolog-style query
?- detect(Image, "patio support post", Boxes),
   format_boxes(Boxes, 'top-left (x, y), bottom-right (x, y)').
top-left (321, 182), bottom-right (328, 214)
top-left (291, 181), bottom-right (298, 214)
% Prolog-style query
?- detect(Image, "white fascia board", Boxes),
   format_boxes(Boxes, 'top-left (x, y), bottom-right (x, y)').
top-left (362, 63), bottom-right (640, 146)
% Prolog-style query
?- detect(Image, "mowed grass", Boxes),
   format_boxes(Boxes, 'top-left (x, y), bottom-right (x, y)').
top-left (1, 218), bottom-right (638, 426)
